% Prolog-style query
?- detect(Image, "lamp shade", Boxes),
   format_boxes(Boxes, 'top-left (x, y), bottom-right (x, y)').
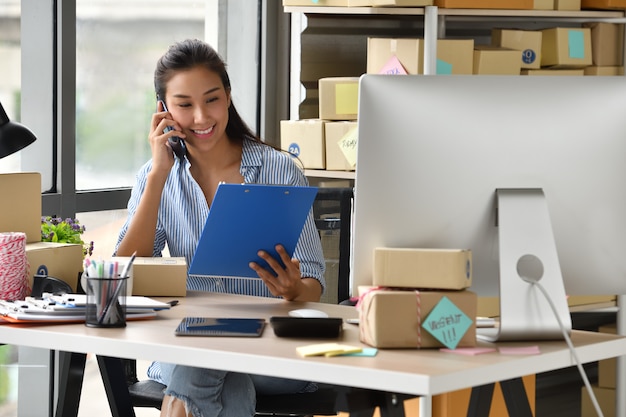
top-left (0, 101), bottom-right (37, 159)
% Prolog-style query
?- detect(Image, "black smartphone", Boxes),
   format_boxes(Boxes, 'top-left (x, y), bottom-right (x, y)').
top-left (158, 98), bottom-right (185, 159)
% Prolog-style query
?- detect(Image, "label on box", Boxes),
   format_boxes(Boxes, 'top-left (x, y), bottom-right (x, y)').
top-left (422, 296), bottom-right (473, 349)
top-left (379, 55), bottom-right (408, 75)
top-left (338, 126), bottom-right (358, 168)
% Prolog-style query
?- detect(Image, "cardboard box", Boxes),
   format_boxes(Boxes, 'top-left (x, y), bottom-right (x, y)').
top-left (584, 66), bottom-right (625, 75)
top-left (554, 0), bottom-right (581, 9)
top-left (598, 323), bottom-right (617, 389)
top-left (373, 248), bottom-right (472, 290)
top-left (534, 0), bottom-right (554, 9)
top-left (435, 0), bottom-right (533, 8)
top-left (358, 287), bottom-right (477, 348)
top-left (491, 29), bottom-right (542, 69)
top-left (473, 46), bottom-right (522, 74)
top-left (280, 119), bottom-right (326, 169)
top-left (581, 0), bottom-right (626, 9)
top-left (367, 38), bottom-right (474, 75)
top-left (428, 374), bottom-right (536, 416)
top-left (0, 172), bottom-right (41, 243)
top-left (540, 27), bottom-right (592, 68)
top-left (282, 0), bottom-right (366, 5)
top-left (318, 77), bottom-right (359, 121)
top-left (581, 385), bottom-right (615, 417)
top-left (26, 242), bottom-right (84, 292)
top-left (115, 257), bottom-right (187, 297)
top-left (583, 22), bottom-right (624, 66)
top-left (324, 121), bottom-right (357, 171)
top-left (521, 69), bottom-right (585, 75)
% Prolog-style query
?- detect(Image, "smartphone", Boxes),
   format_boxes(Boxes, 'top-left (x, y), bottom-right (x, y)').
top-left (158, 98), bottom-right (185, 159)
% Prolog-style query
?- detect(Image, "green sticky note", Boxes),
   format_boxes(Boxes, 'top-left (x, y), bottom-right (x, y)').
top-left (436, 59), bottom-right (453, 75)
top-left (568, 31), bottom-right (585, 59)
top-left (422, 296), bottom-right (472, 350)
top-left (335, 83), bottom-right (359, 115)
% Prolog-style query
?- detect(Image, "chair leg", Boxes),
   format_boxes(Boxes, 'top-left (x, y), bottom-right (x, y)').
top-left (97, 355), bottom-right (137, 417)
top-left (55, 351), bottom-right (86, 417)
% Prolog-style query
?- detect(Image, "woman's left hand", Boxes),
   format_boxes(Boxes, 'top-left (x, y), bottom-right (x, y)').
top-left (249, 245), bottom-right (307, 301)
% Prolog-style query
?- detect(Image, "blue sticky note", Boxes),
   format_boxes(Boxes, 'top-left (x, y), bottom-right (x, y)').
top-left (422, 296), bottom-right (472, 350)
top-left (436, 59), bottom-right (453, 75)
top-left (568, 31), bottom-right (585, 59)
top-left (341, 347), bottom-right (378, 357)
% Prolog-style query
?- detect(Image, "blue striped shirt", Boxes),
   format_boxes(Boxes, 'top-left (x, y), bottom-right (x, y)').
top-left (115, 138), bottom-right (326, 297)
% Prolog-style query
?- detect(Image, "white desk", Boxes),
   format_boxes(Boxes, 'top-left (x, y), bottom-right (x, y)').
top-left (2, 291), bottom-right (626, 415)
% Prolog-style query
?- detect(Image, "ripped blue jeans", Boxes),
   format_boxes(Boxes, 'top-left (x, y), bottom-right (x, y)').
top-left (152, 362), bottom-right (317, 417)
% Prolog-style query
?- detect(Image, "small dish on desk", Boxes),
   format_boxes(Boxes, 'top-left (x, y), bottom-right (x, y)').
top-left (270, 316), bottom-right (343, 338)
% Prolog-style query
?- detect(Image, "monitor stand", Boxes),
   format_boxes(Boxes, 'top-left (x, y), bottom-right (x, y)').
top-left (478, 188), bottom-right (572, 342)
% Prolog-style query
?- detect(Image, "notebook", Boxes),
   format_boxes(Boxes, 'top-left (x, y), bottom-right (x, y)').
top-left (188, 183), bottom-right (318, 278)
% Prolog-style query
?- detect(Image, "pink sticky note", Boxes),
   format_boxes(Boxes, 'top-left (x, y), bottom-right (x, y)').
top-left (440, 347), bottom-right (497, 356)
top-left (498, 346), bottom-right (541, 355)
top-left (379, 55), bottom-right (408, 75)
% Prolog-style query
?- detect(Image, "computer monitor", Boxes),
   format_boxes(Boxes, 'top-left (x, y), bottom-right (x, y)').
top-left (352, 74), bottom-right (626, 341)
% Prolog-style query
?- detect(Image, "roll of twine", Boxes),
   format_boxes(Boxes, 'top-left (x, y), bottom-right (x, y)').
top-left (0, 232), bottom-right (30, 300)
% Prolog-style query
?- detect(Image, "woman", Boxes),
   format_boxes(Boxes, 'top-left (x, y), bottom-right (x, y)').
top-left (114, 38), bottom-right (325, 417)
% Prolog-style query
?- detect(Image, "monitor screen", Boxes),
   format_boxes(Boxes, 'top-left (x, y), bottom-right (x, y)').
top-left (352, 75), bottom-right (626, 330)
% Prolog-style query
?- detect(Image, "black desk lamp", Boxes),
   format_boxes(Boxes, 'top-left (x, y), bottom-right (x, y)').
top-left (0, 100), bottom-right (37, 159)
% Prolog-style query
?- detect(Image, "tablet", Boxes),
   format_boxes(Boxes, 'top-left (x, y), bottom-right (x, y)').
top-left (175, 317), bottom-right (266, 337)
top-left (188, 183), bottom-right (318, 278)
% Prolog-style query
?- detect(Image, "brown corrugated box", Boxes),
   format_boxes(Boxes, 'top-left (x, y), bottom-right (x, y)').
top-left (324, 121), bottom-right (357, 171)
top-left (114, 257), bottom-right (187, 297)
top-left (521, 69), bottom-right (584, 75)
top-left (26, 242), bottom-right (84, 291)
top-left (581, 0), bottom-right (626, 9)
top-left (373, 248), bottom-right (472, 290)
top-left (541, 27), bottom-right (592, 68)
top-left (435, 0), bottom-right (533, 8)
top-left (473, 45), bottom-right (522, 74)
top-left (0, 172), bottom-right (41, 243)
top-left (583, 22), bottom-right (624, 66)
top-left (584, 66), bottom-right (625, 75)
top-left (280, 119), bottom-right (326, 170)
top-left (491, 29), bottom-right (543, 69)
top-left (318, 77), bottom-right (360, 121)
top-left (358, 286), bottom-right (477, 348)
top-left (366, 38), bottom-right (474, 75)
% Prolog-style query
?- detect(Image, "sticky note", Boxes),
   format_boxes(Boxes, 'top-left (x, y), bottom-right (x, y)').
top-left (498, 346), bottom-right (541, 355)
top-left (338, 126), bottom-right (358, 168)
top-left (422, 296), bottom-right (473, 350)
top-left (379, 55), bottom-right (408, 75)
top-left (568, 30), bottom-right (585, 59)
top-left (296, 343), bottom-right (363, 357)
top-left (335, 83), bottom-right (359, 115)
top-left (436, 59), bottom-right (453, 75)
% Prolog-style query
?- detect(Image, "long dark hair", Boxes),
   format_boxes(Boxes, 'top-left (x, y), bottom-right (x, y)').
top-left (154, 39), bottom-right (260, 145)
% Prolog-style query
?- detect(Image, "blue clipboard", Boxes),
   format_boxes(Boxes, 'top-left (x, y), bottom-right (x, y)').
top-left (188, 183), bottom-right (318, 278)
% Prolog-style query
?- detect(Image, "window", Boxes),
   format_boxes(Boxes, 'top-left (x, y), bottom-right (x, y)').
top-left (75, 1), bottom-right (205, 190)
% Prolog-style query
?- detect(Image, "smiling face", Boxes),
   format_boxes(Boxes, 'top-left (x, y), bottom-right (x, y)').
top-left (164, 65), bottom-right (232, 154)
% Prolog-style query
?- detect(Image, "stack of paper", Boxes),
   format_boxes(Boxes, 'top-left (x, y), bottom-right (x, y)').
top-left (0, 294), bottom-right (171, 324)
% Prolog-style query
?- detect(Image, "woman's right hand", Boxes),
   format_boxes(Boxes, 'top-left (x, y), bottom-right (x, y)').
top-left (149, 101), bottom-right (186, 175)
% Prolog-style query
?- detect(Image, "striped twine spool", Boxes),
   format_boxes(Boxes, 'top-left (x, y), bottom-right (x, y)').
top-left (0, 232), bottom-right (30, 300)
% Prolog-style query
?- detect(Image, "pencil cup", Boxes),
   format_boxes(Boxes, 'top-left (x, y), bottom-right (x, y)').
top-left (85, 276), bottom-right (128, 328)
top-left (81, 263), bottom-right (134, 296)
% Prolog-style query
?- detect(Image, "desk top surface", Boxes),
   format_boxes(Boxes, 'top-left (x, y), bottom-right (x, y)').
top-left (1, 291), bottom-right (624, 396)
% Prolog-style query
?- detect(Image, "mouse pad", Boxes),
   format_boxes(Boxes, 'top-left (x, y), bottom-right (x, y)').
top-left (175, 317), bottom-right (266, 337)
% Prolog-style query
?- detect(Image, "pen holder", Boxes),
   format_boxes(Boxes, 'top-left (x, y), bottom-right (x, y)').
top-left (85, 276), bottom-right (128, 328)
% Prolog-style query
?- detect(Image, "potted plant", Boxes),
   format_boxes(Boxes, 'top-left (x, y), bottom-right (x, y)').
top-left (40, 216), bottom-right (94, 258)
